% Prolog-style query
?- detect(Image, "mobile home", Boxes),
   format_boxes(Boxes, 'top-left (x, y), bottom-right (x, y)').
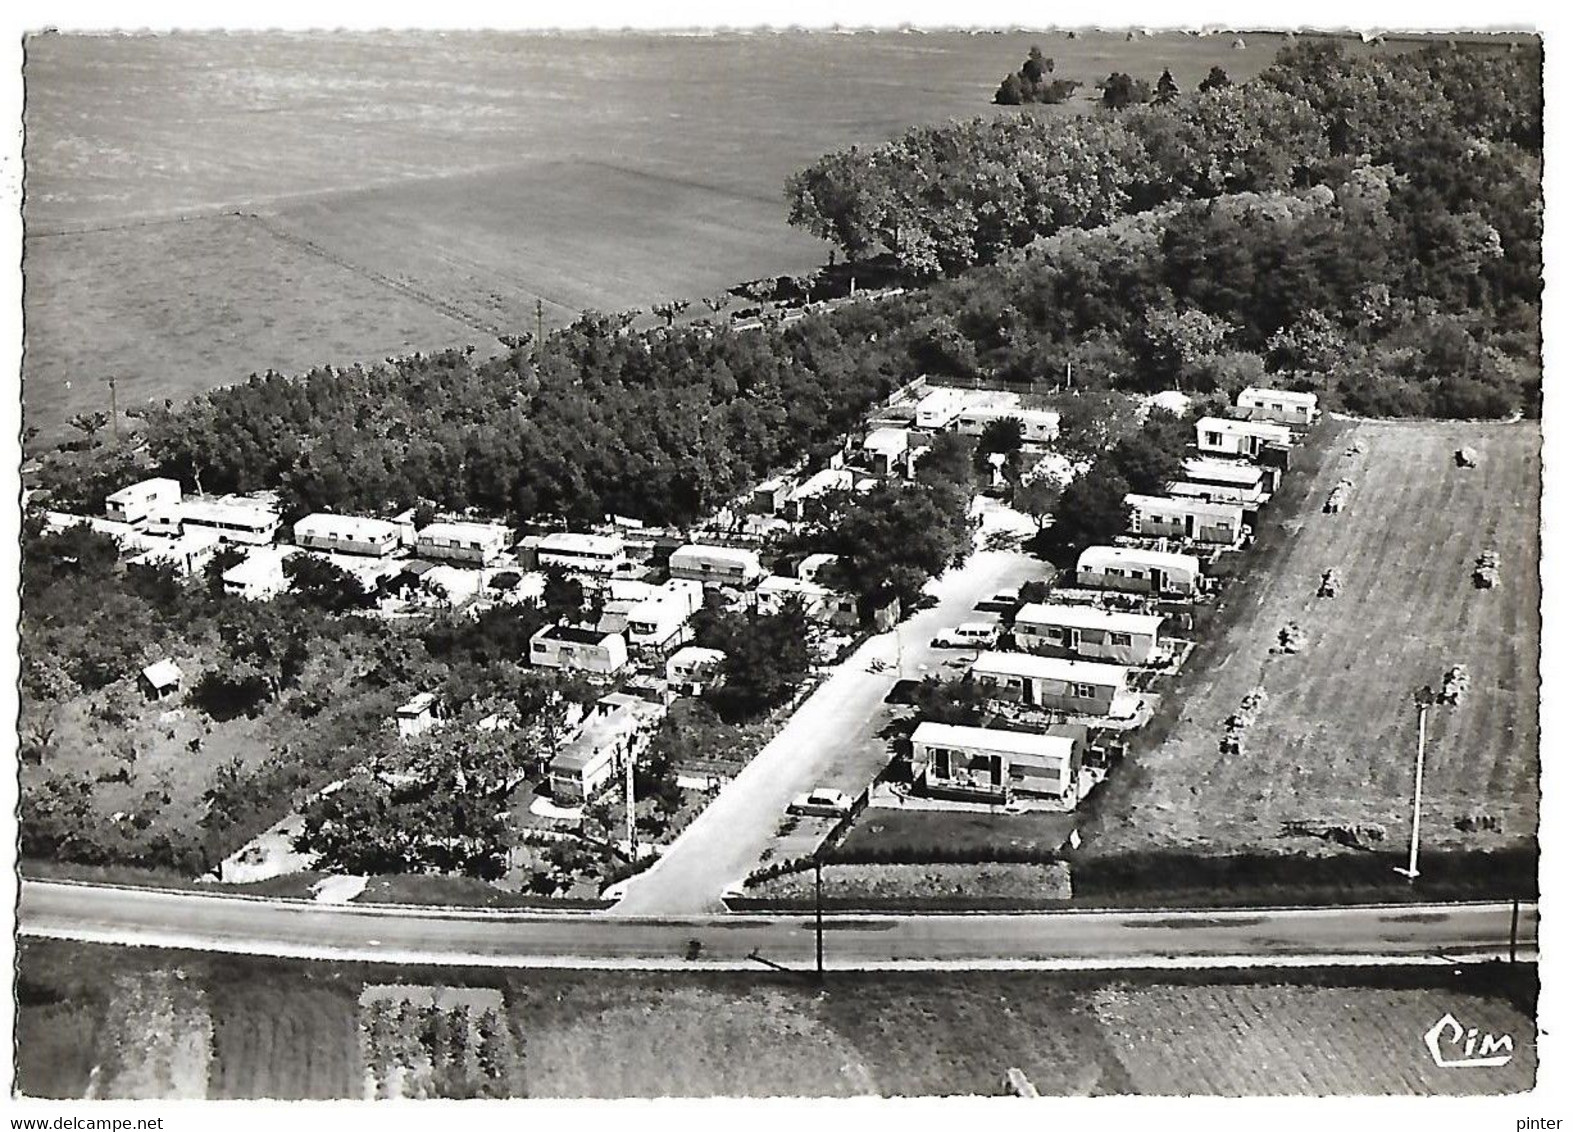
top-left (536, 531), bottom-right (628, 576)
top-left (667, 543), bottom-right (764, 587)
top-left (180, 497), bottom-right (282, 546)
top-left (910, 721), bottom-right (1085, 804)
top-left (528, 624), bottom-right (629, 677)
top-left (1076, 545), bottom-right (1201, 596)
top-left (1012, 603), bottom-right (1165, 666)
top-left (1124, 493), bottom-right (1246, 546)
top-left (968, 652), bottom-right (1130, 717)
top-left (1237, 386), bottom-right (1319, 427)
top-left (416, 520), bottom-right (512, 566)
top-left (1194, 417), bottom-right (1292, 460)
top-left (294, 512), bottom-right (404, 558)
top-left (105, 477), bottom-right (181, 525)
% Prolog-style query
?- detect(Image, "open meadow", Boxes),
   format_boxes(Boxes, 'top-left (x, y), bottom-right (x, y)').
top-left (1083, 418), bottom-right (1541, 861)
top-left (24, 29), bottom-right (1315, 441)
top-left (15, 939), bottom-right (1537, 1098)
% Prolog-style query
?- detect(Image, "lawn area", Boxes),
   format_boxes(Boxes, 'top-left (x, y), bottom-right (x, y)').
top-left (16, 939), bottom-right (1537, 1098)
top-left (22, 29), bottom-right (1308, 441)
top-left (1082, 418), bottom-right (1540, 862)
top-left (836, 805), bottom-right (1078, 859)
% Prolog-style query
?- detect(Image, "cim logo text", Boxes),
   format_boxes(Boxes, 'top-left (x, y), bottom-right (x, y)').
top-left (1424, 1012), bottom-right (1515, 1068)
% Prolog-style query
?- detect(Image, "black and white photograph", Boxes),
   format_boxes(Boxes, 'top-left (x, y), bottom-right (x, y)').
top-left (4, 0), bottom-right (1557, 1115)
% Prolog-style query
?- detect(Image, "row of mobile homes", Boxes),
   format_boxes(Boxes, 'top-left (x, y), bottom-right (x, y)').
top-left (668, 543), bottom-right (764, 587)
top-left (416, 520), bottom-right (511, 566)
top-left (1013, 603), bottom-right (1165, 666)
top-left (1237, 386), bottom-right (1318, 427)
top-left (968, 652), bottom-right (1130, 717)
top-left (548, 693), bottom-right (665, 802)
top-left (1195, 417), bottom-right (1292, 460)
top-left (105, 477), bottom-right (181, 525)
top-left (535, 531), bottom-right (628, 576)
top-left (295, 513), bottom-right (405, 558)
top-left (624, 579), bottom-right (705, 655)
top-left (1124, 493), bottom-right (1247, 546)
top-left (910, 721), bottom-right (1085, 804)
top-left (529, 624), bottom-right (628, 677)
top-left (1076, 546), bottom-right (1201, 596)
top-left (180, 497), bottom-right (282, 545)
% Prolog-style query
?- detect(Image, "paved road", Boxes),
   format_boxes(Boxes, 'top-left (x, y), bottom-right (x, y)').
top-left (20, 881), bottom-right (1533, 970)
top-left (612, 548), bottom-right (1054, 914)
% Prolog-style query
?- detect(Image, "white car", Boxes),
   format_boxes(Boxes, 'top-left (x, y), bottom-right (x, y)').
top-left (788, 787), bottom-right (854, 818)
top-left (931, 621), bottom-right (1000, 649)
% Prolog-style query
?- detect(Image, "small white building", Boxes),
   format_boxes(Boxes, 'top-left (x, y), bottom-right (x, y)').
top-left (666, 645), bottom-right (727, 694)
top-left (548, 693), bottom-right (665, 802)
top-left (105, 477), bottom-right (181, 526)
top-left (415, 520), bottom-right (511, 566)
top-left (126, 527), bottom-right (224, 577)
top-left (529, 623), bottom-right (629, 677)
top-left (968, 652), bottom-right (1130, 717)
top-left (754, 574), bottom-right (860, 628)
top-left (1195, 417), bottom-right (1293, 460)
top-left (139, 659), bottom-right (183, 702)
top-left (1076, 545), bottom-right (1201, 596)
top-left (221, 546), bottom-right (299, 600)
top-left (668, 543), bottom-right (763, 587)
top-left (535, 531), bottom-right (628, 576)
top-left (295, 513), bottom-right (404, 558)
top-left (862, 427), bottom-right (911, 476)
top-left (1237, 386), bottom-right (1319, 427)
top-left (1124, 493), bottom-right (1247, 546)
top-left (797, 553), bottom-right (843, 585)
top-left (1013, 603), bottom-right (1165, 666)
top-left (180, 496), bottom-right (282, 546)
top-left (785, 467), bottom-right (865, 521)
top-left (913, 387), bottom-right (971, 431)
top-left (625, 579), bottom-right (705, 655)
top-left (910, 721), bottom-right (1084, 803)
top-left (394, 692), bottom-right (441, 740)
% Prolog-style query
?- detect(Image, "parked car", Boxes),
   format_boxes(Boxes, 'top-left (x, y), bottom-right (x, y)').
top-left (930, 621), bottom-right (1000, 649)
top-left (788, 787), bottom-right (854, 818)
top-left (973, 590), bottom-right (1019, 614)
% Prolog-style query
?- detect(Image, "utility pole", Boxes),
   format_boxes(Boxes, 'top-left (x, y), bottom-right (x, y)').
top-left (625, 740), bottom-right (637, 863)
top-left (536, 298), bottom-right (544, 350)
top-left (104, 376), bottom-right (119, 445)
top-left (814, 855), bottom-right (825, 983)
top-left (1396, 687), bottom-right (1434, 881)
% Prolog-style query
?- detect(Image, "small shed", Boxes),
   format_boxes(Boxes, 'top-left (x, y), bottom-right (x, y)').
top-left (140, 659), bottom-right (183, 701)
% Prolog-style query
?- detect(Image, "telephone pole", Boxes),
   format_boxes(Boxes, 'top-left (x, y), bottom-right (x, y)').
top-left (1396, 686), bottom-right (1436, 881)
top-left (625, 741), bottom-right (637, 863)
top-left (104, 376), bottom-right (119, 445)
top-left (536, 298), bottom-right (544, 350)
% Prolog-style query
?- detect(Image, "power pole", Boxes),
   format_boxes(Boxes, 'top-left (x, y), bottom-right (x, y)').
top-left (625, 741), bottom-right (637, 863)
top-left (536, 298), bottom-right (544, 350)
top-left (1396, 689), bottom-right (1431, 881)
top-left (814, 856), bottom-right (825, 983)
top-left (105, 376), bottom-right (119, 445)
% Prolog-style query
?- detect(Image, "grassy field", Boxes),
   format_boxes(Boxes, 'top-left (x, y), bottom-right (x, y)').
top-left (22, 29), bottom-right (1313, 441)
top-left (15, 939), bottom-right (1537, 1098)
top-left (1084, 418), bottom-right (1540, 859)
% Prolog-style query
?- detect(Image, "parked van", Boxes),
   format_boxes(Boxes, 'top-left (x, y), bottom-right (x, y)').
top-left (931, 621), bottom-right (1000, 649)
